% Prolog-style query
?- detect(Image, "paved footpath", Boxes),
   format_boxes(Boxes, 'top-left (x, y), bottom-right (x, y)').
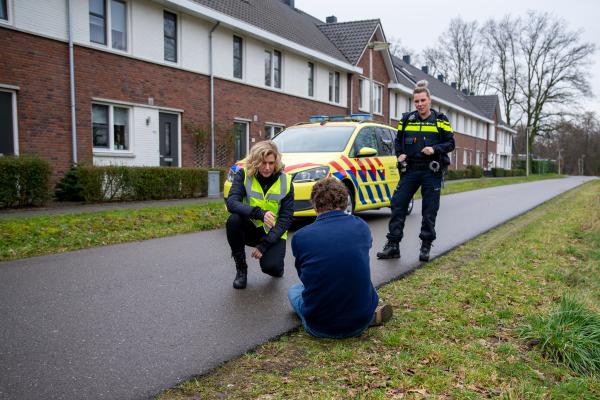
top-left (0, 176), bottom-right (595, 400)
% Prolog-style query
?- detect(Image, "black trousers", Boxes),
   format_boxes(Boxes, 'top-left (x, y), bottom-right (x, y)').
top-left (386, 168), bottom-right (442, 243)
top-left (226, 213), bottom-right (286, 277)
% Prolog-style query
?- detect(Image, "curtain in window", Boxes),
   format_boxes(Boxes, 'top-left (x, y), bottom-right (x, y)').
top-left (111, 0), bottom-right (127, 50)
top-left (113, 107), bottom-right (129, 150)
top-left (92, 104), bottom-right (109, 148)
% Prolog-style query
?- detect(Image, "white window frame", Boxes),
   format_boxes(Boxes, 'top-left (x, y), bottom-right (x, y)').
top-left (89, 0), bottom-right (130, 53)
top-left (233, 35), bottom-right (244, 80)
top-left (233, 119), bottom-right (250, 160)
top-left (329, 71), bottom-right (340, 104)
top-left (0, 87), bottom-right (19, 156)
top-left (307, 62), bottom-right (314, 97)
top-left (463, 149), bottom-right (468, 165)
top-left (0, 0), bottom-right (11, 24)
top-left (264, 48), bottom-right (282, 89)
top-left (374, 83), bottom-right (383, 115)
top-left (92, 102), bottom-right (133, 153)
top-left (163, 9), bottom-right (179, 64)
top-left (358, 79), bottom-right (367, 111)
top-left (264, 123), bottom-right (285, 140)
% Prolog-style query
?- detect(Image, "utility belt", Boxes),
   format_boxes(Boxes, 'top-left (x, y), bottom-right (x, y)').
top-left (400, 159), bottom-right (442, 173)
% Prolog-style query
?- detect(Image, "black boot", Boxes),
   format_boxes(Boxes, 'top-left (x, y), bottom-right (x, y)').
top-left (376, 241), bottom-right (400, 259)
top-left (419, 240), bottom-right (432, 262)
top-left (232, 255), bottom-right (248, 289)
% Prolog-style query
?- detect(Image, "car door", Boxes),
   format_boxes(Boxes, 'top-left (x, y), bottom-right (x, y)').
top-left (349, 127), bottom-right (385, 206)
top-left (375, 127), bottom-right (400, 204)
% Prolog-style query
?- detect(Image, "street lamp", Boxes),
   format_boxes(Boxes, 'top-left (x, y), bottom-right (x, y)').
top-left (367, 41), bottom-right (390, 119)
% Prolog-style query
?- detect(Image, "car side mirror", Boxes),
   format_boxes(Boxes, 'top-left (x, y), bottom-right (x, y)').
top-left (357, 147), bottom-right (377, 157)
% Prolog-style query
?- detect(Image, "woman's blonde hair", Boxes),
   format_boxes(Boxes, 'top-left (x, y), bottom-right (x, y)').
top-left (246, 140), bottom-right (284, 177)
top-left (413, 79), bottom-right (431, 98)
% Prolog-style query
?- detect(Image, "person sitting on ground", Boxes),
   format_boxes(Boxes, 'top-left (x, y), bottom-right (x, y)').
top-left (288, 178), bottom-right (392, 338)
top-left (225, 140), bottom-right (294, 289)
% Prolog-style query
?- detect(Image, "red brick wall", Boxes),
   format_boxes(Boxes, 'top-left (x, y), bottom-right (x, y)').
top-left (0, 28), bottom-right (72, 179)
top-left (353, 48), bottom-right (390, 125)
top-left (214, 78), bottom-right (347, 166)
top-left (73, 46), bottom-right (210, 169)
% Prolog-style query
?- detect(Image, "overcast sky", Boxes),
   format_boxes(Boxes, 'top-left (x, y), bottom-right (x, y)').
top-left (298, 0), bottom-right (600, 115)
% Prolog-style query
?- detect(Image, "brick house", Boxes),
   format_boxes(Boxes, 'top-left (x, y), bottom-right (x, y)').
top-left (0, 0), bottom-right (512, 180)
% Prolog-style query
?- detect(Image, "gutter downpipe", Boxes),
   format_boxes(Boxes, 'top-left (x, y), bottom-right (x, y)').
top-left (209, 21), bottom-right (220, 169)
top-left (67, 0), bottom-right (77, 164)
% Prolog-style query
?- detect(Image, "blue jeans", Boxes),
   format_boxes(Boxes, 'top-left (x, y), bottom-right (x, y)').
top-left (287, 283), bottom-right (372, 339)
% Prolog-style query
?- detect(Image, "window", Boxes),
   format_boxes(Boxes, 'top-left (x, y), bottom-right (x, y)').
top-left (264, 124), bottom-right (284, 140)
top-left (376, 128), bottom-right (394, 156)
top-left (0, 90), bottom-right (16, 155)
top-left (164, 11), bottom-right (177, 62)
top-left (233, 121), bottom-right (248, 161)
top-left (463, 149), bottom-right (468, 165)
top-left (273, 50), bottom-right (281, 89)
top-left (351, 127), bottom-right (378, 157)
top-left (89, 0), bottom-right (127, 51)
top-left (92, 104), bottom-right (130, 151)
top-left (89, 0), bottom-right (106, 44)
top-left (358, 79), bottom-right (366, 110)
top-left (0, 0), bottom-right (8, 21)
top-left (264, 49), bottom-right (282, 88)
top-left (111, 0), bottom-right (127, 50)
top-left (307, 62), bottom-right (314, 97)
top-left (233, 36), bottom-right (243, 79)
top-left (329, 71), bottom-right (340, 103)
top-left (374, 84), bottom-right (383, 114)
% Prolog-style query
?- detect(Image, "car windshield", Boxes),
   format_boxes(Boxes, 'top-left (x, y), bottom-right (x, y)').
top-left (272, 126), bottom-right (355, 152)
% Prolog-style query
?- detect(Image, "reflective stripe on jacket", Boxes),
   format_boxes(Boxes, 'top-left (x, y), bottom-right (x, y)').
top-left (243, 169), bottom-right (292, 239)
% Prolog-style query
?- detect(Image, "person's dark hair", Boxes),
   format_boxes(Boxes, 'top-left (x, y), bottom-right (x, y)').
top-left (311, 178), bottom-right (348, 213)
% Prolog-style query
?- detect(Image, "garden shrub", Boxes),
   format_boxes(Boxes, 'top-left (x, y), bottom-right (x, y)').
top-left (0, 155), bottom-right (52, 208)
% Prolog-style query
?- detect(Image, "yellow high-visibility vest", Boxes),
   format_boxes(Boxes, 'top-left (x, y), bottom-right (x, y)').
top-left (243, 170), bottom-right (292, 239)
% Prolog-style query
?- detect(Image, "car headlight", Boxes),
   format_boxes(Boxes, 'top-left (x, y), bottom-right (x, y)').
top-left (292, 166), bottom-right (330, 183)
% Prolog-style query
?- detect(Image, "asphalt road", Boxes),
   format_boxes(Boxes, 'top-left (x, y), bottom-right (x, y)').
top-left (0, 176), bottom-right (595, 400)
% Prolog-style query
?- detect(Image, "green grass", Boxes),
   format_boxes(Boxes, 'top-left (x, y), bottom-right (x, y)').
top-left (0, 202), bottom-right (228, 261)
top-left (519, 296), bottom-right (600, 376)
top-left (0, 174), bottom-right (565, 262)
top-left (158, 180), bottom-right (600, 400)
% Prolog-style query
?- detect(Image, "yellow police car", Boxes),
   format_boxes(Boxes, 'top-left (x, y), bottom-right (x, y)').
top-left (224, 115), bottom-right (402, 217)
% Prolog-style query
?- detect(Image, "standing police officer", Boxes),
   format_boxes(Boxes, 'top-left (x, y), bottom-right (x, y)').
top-left (377, 80), bottom-right (455, 262)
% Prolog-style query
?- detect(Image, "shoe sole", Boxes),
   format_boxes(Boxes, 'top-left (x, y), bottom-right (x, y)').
top-left (372, 304), bottom-right (393, 325)
top-left (419, 256), bottom-right (429, 262)
top-left (376, 254), bottom-right (400, 259)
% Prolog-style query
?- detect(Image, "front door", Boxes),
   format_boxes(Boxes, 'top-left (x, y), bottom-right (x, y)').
top-left (233, 121), bottom-right (248, 161)
top-left (0, 91), bottom-right (14, 156)
top-left (159, 112), bottom-right (178, 166)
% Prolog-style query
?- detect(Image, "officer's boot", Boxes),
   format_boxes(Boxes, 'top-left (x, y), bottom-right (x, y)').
top-left (232, 254), bottom-right (248, 289)
top-left (419, 240), bottom-right (433, 262)
top-left (377, 241), bottom-right (400, 259)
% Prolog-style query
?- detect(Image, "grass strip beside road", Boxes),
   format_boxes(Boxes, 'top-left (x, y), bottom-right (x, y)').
top-left (0, 174), bottom-right (565, 262)
top-left (159, 180), bottom-right (600, 399)
top-left (0, 202), bottom-right (228, 261)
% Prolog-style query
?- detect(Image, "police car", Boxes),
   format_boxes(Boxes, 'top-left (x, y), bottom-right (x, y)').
top-left (224, 114), bottom-right (414, 217)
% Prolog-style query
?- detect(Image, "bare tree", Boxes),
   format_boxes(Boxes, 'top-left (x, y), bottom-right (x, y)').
top-left (517, 11), bottom-right (595, 172)
top-left (481, 15), bottom-right (521, 127)
top-left (389, 36), bottom-right (420, 65)
top-left (423, 17), bottom-right (490, 94)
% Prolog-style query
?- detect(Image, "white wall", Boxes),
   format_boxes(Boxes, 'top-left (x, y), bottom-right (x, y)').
top-left (9, 0), bottom-right (67, 39)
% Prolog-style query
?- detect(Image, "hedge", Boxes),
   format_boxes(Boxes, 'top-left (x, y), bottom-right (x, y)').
top-left (465, 165), bottom-right (484, 178)
top-left (513, 159), bottom-right (557, 174)
top-left (446, 169), bottom-right (466, 180)
top-left (57, 166), bottom-right (227, 203)
top-left (0, 155), bottom-right (52, 208)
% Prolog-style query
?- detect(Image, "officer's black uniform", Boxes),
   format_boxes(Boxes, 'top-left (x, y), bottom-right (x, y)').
top-left (377, 109), bottom-right (455, 261)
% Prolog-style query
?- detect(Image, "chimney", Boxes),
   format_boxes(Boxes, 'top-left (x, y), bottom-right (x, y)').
top-left (281, 0), bottom-right (295, 7)
top-left (437, 74), bottom-right (444, 82)
top-left (451, 82), bottom-right (457, 89)
top-left (402, 55), bottom-right (411, 65)
top-left (462, 88), bottom-right (469, 95)
top-left (421, 65), bottom-right (429, 74)
top-left (326, 15), bottom-right (337, 24)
